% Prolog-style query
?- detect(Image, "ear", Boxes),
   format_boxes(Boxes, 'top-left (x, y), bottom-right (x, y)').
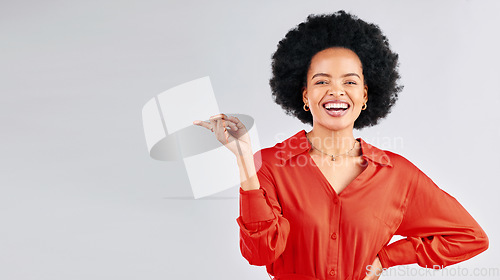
top-left (302, 87), bottom-right (308, 104)
top-left (363, 85), bottom-right (368, 103)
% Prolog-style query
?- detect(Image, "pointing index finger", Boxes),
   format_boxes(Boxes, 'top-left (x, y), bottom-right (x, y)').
top-left (193, 119), bottom-right (212, 130)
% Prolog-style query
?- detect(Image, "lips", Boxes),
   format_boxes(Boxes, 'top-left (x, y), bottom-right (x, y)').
top-left (322, 100), bottom-right (350, 117)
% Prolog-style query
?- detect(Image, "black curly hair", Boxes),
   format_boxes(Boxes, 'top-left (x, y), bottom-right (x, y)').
top-left (270, 10), bottom-right (402, 129)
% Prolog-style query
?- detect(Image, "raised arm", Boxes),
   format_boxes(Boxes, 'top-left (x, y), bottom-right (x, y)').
top-left (377, 166), bottom-right (489, 268)
top-left (193, 114), bottom-right (290, 265)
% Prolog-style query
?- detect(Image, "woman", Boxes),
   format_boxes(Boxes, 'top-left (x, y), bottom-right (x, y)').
top-left (193, 11), bottom-right (488, 280)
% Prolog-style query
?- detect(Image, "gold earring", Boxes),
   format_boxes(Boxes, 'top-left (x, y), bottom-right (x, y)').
top-left (303, 103), bottom-right (310, 111)
top-left (362, 103), bottom-right (367, 110)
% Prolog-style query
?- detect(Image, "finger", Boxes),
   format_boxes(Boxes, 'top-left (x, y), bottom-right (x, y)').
top-left (193, 120), bottom-right (213, 131)
top-left (208, 114), bottom-right (244, 133)
top-left (226, 115), bottom-right (245, 129)
top-left (209, 118), bottom-right (218, 133)
top-left (217, 119), bottom-right (229, 143)
top-left (225, 121), bottom-right (238, 131)
top-left (215, 119), bottom-right (226, 142)
top-left (218, 117), bottom-right (239, 132)
top-left (206, 115), bottom-right (235, 130)
top-left (209, 113), bottom-right (227, 121)
top-left (222, 119), bottom-right (229, 143)
top-left (215, 116), bottom-right (238, 130)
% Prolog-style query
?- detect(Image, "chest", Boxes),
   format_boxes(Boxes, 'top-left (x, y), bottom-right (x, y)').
top-left (274, 155), bottom-right (407, 237)
top-left (309, 154), bottom-right (368, 194)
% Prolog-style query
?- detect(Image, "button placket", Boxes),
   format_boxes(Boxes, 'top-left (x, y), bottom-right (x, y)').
top-left (327, 197), bottom-right (341, 279)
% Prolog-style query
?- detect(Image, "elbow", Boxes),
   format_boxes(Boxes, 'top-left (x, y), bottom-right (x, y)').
top-left (442, 225), bottom-right (489, 266)
top-left (466, 224), bottom-right (489, 258)
top-left (476, 228), bottom-right (489, 254)
top-left (239, 237), bottom-right (286, 266)
top-left (473, 221), bottom-right (489, 252)
top-left (238, 217), bottom-right (290, 266)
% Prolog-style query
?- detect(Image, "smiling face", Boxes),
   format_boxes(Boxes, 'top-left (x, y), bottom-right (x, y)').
top-left (302, 47), bottom-right (368, 132)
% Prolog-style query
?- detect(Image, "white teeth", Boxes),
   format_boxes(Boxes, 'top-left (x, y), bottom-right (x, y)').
top-left (324, 103), bottom-right (348, 109)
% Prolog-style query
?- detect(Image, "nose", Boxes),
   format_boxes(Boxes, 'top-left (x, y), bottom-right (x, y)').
top-left (327, 82), bottom-right (345, 96)
top-left (328, 88), bottom-right (345, 96)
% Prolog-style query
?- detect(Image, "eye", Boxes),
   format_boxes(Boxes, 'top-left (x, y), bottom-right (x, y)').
top-left (345, 81), bottom-right (358, 85)
top-left (315, 80), bottom-right (328, 85)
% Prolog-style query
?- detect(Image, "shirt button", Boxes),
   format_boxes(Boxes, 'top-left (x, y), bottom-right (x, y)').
top-left (329, 269), bottom-right (336, 276)
top-left (333, 197), bottom-right (339, 204)
top-left (331, 233), bottom-right (337, 240)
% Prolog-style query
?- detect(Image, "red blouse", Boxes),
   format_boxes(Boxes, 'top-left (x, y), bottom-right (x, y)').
top-left (236, 130), bottom-right (488, 280)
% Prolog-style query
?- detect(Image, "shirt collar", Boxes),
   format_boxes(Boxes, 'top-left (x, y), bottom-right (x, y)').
top-left (276, 130), bottom-right (393, 167)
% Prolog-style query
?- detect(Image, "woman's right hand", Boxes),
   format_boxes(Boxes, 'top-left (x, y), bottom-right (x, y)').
top-left (193, 114), bottom-right (253, 158)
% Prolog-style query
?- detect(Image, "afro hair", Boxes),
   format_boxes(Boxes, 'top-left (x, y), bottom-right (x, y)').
top-left (270, 10), bottom-right (403, 129)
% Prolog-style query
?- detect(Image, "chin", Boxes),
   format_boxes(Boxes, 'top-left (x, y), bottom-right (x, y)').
top-left (316, 120), bottom-right (353, 132)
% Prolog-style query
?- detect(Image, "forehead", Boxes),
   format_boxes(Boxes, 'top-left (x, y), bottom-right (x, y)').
top-left (308, 47), bottom-right (363, 74)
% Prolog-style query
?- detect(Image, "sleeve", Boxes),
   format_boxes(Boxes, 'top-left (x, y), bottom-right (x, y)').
top-left (377, 166), bottom-right (489, 269)
top-left (235, 152), bottom-right (291, 266)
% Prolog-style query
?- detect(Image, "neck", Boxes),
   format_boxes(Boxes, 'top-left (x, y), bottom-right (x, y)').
top-left (306, 125), bottom-right (359, 156)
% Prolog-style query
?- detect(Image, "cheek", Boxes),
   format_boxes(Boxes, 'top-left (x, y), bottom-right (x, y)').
top-left (351, 90), bottom-right (367, 104)
top-left (305, 89), bottom-right (322, 102)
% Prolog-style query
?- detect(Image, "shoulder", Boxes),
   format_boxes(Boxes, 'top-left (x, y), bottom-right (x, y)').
top-left (359, 137), bottom-right (419, 172)
top-left (385, 150), bottom-right (416, 168)
top-left (252, 130), bottom-right (306, 168)
top-left (380, 149), bottom-right (425, 182)
top-left (253, 140), bottom-right (286, 168)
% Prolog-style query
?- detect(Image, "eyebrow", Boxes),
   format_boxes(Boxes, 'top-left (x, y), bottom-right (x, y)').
top-left (311, 73), bottom-right (361, 80)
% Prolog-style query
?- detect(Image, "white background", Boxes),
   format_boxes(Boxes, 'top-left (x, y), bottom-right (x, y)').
top-left (1, 0), bottom-right (498, 279)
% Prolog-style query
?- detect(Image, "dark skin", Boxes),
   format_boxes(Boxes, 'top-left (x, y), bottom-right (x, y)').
top-left (302, 47), bottom-right (368, 195)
